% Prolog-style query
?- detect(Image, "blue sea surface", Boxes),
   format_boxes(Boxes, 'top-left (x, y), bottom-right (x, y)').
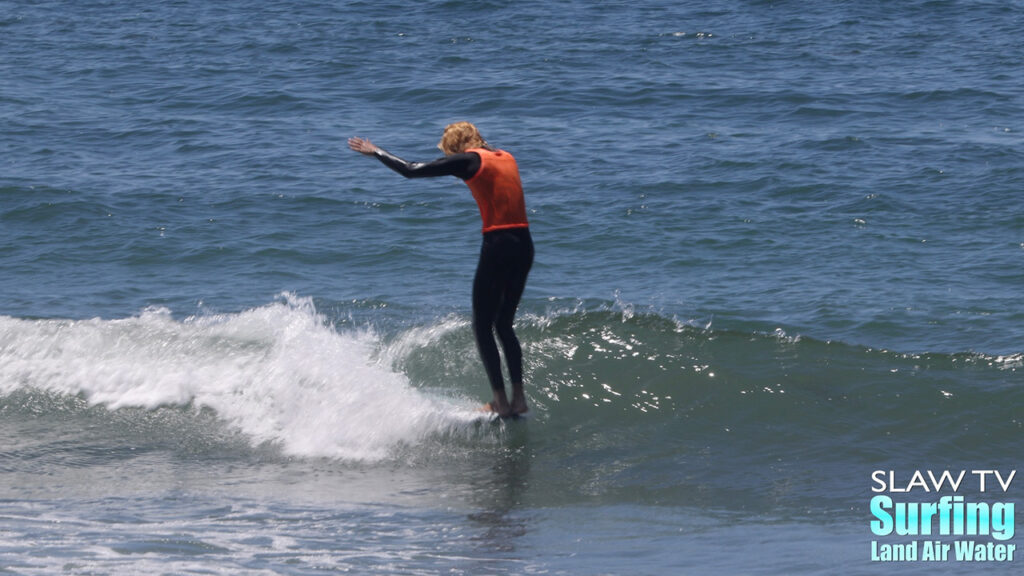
top-left (1, 1), bottom-right (1022, 574)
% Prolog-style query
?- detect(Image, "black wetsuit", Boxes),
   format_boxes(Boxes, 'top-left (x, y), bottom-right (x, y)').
top-left (372, 149), bottom-right (534, 393)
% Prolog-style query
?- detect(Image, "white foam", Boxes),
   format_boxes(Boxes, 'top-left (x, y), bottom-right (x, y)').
top-left (0, 293), bottom-right (483, 460)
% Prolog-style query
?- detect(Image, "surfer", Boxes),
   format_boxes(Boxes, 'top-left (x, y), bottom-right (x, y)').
top-left (348, 122), bottom-right (533, 418)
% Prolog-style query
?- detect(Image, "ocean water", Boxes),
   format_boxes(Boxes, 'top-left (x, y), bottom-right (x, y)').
top-left (1, 0), bottom-right (1022, 574)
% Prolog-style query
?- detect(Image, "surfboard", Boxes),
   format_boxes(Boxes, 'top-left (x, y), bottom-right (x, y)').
top-left (480, 403), bottom-right (528, 420)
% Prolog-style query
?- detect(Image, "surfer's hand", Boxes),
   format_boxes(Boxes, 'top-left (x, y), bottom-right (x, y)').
top-left (348, 137), bottom-right (379, 155)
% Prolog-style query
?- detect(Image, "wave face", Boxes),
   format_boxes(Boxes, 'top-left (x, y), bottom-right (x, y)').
top-left (2, 296), bottom-right (1018, 512)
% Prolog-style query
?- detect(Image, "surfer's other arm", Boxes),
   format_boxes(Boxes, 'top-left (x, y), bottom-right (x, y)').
top-left (348, 137), bottom-right (479, 180)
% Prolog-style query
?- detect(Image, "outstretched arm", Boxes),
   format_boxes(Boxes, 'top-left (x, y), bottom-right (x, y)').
top-left (348, 137), bottom-right (479, 180)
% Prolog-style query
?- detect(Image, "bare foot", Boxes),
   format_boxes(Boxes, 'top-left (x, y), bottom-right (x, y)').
top-left (510, 395), bottom-right (529, 415)
top-left (511, 384), bottom-right (529, 415)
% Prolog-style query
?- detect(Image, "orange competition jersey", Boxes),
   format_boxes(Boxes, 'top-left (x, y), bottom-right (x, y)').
top-left (465, 148), bottom-right (529, 234)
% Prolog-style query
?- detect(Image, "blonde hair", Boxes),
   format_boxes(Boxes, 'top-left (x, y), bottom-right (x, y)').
top-left (439, 121), bottom-right (487, 155)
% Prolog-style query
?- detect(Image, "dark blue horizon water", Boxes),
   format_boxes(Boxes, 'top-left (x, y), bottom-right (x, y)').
top-left (2, 1), bottom-right (1022, 574)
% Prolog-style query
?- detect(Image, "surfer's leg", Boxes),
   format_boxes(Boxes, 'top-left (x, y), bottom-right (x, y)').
top-left (494, 230), bottom-right (534, 415)
top-left (494, 317), bottom-right (525, 414)
top-left (473, 236), bottom-right (512, 416)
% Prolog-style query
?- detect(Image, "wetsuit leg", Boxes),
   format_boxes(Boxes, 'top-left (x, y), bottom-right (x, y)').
top-left (472, 237), bottom-right (506, 392)
top-left (493, 230), bottom-right (533, 385)
top-left (472, 229), bottom-right (533, 392)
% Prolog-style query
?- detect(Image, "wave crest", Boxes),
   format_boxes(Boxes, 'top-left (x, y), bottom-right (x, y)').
top-left (0, 294), bottom-right (483, 461)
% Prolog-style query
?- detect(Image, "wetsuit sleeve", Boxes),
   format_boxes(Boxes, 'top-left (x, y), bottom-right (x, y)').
top-left (373, 149), bottom-right (480, 180)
